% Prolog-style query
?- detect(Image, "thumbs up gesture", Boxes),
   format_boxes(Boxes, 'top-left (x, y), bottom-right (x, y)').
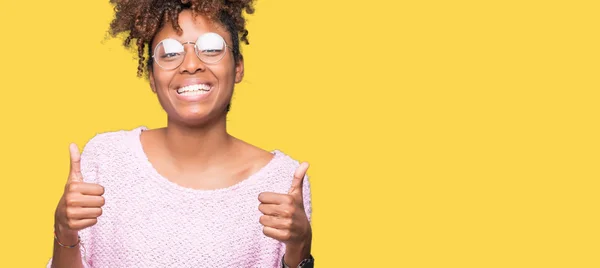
top-left (54, 143), bottom-right (105, 243)
top-left (258, 162), bottom-right (311, 246)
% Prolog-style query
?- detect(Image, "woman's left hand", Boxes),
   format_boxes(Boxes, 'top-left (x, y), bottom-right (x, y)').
top-left (258, 162), bottom-right (312, 247)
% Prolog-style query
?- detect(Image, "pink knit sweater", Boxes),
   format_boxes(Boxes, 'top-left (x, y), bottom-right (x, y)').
top-left (47, 126), bottom-right (312, 268)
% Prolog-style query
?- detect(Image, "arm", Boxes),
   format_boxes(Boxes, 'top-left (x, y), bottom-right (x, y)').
top-left (283, 169), bottom-right (313, 267)
top-left (283, 234), bottom-right (312, 267)
top-left (258, 162), bottom-right (314, 268)
top-left (49, 141), bottom-right (103, 268)
top-left (50, 226), bottom-right (85, 268)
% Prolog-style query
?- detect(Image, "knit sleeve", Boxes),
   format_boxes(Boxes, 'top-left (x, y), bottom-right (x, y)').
top-left (46, 135), bottom-right (103, 268)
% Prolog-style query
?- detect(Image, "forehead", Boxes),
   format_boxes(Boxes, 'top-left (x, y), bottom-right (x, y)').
top-left (152, 10), bottom-right (231, 45)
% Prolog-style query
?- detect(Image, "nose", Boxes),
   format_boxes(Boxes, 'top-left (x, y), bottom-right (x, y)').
top-left (178, 44), bottom-right (205, 74)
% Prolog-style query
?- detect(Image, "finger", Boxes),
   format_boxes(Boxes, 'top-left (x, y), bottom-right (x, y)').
top-left (258, 203), bottom-right (283, 216)
top-left (258, 203), bottom-right (295, 218)
top-left (259, 215), bottom-right (292, 230)
top-left (69, 143), bottom-right (83, 182)
top-left (81, 195), bottom-right (105, 207)
top-left (67, 219), bottom-right (98, 231)
top-left (67, 182), bottom-right (105, 196)
top-left (288, 162), bottom-right (309, 195)
top-left (258, 192), bottom-right (294, 205)
top-left (67, 207), bottom-right (103, 219)
top-left (66, 195), bottom-right (105, 208)
top-left (262, 226), bottom-right (291, 242)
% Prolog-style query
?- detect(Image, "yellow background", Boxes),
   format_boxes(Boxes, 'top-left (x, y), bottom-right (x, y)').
top-left (0, 0), bottom-right (598, 267)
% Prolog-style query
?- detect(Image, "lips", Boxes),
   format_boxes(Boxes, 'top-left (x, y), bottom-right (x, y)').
top-left (172, 81), bottom-right (215, 102)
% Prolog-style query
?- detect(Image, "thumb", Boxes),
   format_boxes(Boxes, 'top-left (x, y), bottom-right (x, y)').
top-left (68, 143), bottom-right (83, 182)
top-left (288, 162), bottom-right (309, 196)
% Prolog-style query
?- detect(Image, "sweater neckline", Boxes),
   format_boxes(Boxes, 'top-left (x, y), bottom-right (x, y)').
top-left (129, 126), bottom-right (281, 196)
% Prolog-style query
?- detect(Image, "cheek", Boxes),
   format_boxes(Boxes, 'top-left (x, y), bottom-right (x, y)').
top-left (209, 65), bottom-right (236, 86)
top-left (226, 64), bottom-right (238, 80)
top-left (155, 71), bottom-right (175, 89)
top-left (213, 52), bottom-right (238, 82)
top-left (151, 71), bottom-right (175, 106)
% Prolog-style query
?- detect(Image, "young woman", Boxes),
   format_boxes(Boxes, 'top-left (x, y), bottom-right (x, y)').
top-left (48, 0), bottom-right (314, 267)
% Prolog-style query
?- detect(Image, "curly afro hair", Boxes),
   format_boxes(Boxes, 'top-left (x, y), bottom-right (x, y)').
top-left (108, 0), bottom-right (255, 77)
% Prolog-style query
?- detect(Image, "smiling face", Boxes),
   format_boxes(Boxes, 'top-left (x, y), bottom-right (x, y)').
top-left (149, 9), bottom-right (244, 126)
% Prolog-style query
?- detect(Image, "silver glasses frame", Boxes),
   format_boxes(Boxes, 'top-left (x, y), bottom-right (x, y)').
top-left (152, 33), bottom-right (233, 70)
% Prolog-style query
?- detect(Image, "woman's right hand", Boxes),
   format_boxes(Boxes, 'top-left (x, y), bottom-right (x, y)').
top-left (54, 143), bottom-right (105, 244)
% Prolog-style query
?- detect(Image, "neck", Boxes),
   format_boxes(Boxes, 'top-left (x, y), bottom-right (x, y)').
top-left (162, 114), bottom-right (234, 167)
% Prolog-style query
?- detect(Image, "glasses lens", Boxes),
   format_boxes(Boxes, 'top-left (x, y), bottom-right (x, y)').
top-left (195, 33), bottom-right (226, 64)
top-left (155, 39), bottom-right (185, 69)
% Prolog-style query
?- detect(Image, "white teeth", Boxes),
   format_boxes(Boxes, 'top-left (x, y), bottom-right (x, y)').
top-left (180, 90), bottom-right (209, 96)
top-left (177, 84), bottom-right (211, 94)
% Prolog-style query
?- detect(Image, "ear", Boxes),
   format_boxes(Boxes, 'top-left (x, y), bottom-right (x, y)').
top-left (148, 69), bottom-right (157, 93)
top-left (234, 56), bottom-right (245, 84)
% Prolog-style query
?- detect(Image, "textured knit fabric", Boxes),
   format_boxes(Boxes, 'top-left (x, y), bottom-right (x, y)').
top-left (47, 126), bottom-right (312, 268)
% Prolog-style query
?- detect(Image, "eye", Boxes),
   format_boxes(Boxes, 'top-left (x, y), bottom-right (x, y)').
top-left (161, 52), bottom-right (181, 58)
top-left (200, 49), bottom-right (223, 56)
top-left (155, 38), bottom-right (185, 60)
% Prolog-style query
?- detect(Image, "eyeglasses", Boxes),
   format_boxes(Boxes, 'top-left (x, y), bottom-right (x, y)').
top-left (152, 32), bottom-right (232, 70)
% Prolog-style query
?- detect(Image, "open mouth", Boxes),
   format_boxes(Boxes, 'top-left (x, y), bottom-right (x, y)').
top-left (176, 83), bottom-right (213, 96)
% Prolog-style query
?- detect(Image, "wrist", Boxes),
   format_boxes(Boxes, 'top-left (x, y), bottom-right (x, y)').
top-left (282, 251), bottom-right (314, 268)
top-left (284, 235), bottom-right (312, 267)
top-left (54, 223), bottom-right (79, 245)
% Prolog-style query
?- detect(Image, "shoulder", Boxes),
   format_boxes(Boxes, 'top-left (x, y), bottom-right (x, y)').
top-left (80, 126), bottom-right (147, 164)
top-left (271, 150), bottom-right (303, 171)
top-left (84, 126), bottom-right (147, 150)
top-left (79, 126), bottom-right (147, 183)
top-left (263, 149), bottom-right (308, 188)
top-left (233, 140), bottom-right (302, 177)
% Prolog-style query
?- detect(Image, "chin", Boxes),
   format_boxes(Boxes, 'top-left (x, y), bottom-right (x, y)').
top-left (169, 109), bottom-right (225, 127)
